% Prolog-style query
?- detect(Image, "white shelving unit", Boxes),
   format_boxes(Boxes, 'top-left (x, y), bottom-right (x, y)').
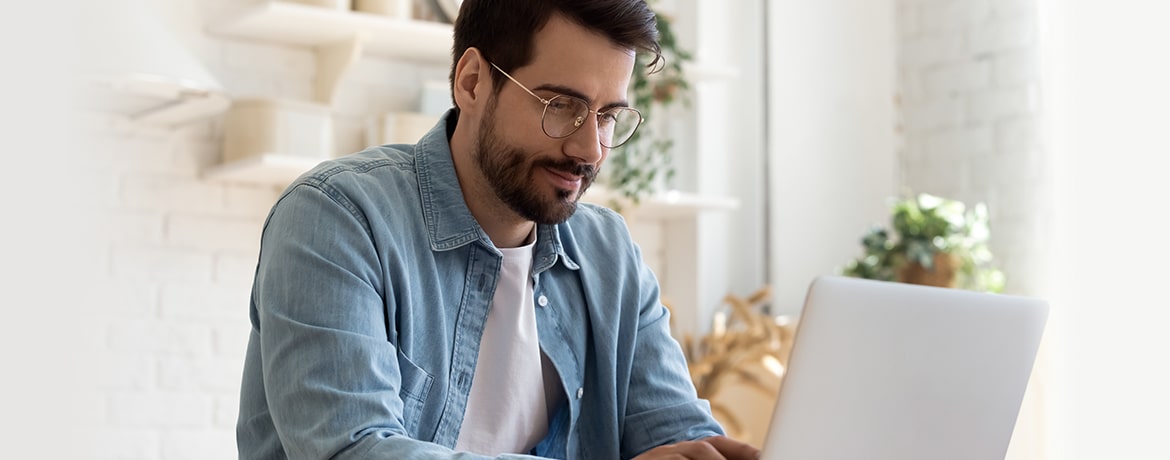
top-left (209, 1), bottom-right (452, 104)
top-left (209, 1), bottom-right (453, 64)
top-left (582, 187), bottom-right (738, 220)
top-left (204, 0), bottom-right (453, 184)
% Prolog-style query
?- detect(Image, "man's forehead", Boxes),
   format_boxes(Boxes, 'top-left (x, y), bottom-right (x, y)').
top-left (520, 17), bottom-right (635, 101)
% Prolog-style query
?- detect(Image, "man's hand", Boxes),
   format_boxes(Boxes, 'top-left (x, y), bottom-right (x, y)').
top-left (632, 436), bottom-right (760, 460)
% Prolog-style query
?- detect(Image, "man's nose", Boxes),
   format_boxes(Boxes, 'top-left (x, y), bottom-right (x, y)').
top-left (562, 114), bottom-right (605, 165)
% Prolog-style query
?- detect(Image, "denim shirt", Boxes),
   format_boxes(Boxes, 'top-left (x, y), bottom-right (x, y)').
top-left (237, 111), bottom-right (723, 459)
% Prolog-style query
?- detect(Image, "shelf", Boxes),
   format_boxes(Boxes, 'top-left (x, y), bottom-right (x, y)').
top-left (202, 153), bottom-right (323, 186)
top-left (582, 186), bottom-right (739, 219)
top-left (203, 154), bottom-right (738, 219)
top-left (208, 1), bottom-right (453, 66)
top-left (78, 77), bottom-right (231, 127)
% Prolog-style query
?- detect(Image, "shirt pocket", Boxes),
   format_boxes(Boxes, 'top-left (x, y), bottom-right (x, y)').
top-left (397, 349), bottom-right (435, 436)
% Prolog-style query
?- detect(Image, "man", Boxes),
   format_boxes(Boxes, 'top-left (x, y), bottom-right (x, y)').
top-left (237, 1), bottom-right (758, 458)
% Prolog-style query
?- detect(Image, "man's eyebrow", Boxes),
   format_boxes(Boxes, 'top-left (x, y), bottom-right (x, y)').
top-left (532, 83), bottom-right (630, 111)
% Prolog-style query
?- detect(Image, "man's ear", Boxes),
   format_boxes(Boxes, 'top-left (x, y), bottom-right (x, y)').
top-left (453, 47), bottom-right (489, 112)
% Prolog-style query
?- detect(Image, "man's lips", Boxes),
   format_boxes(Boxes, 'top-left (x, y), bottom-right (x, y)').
top-left (547, 167), bottom-right (582, 181)
top-left (533, 158), bottom-right (597, 194)
top-left (544, 166), bottom-right (582, 189)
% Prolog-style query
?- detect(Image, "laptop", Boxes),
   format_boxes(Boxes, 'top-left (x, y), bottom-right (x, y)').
top-left (759, 276), bottom-right (1049, 460)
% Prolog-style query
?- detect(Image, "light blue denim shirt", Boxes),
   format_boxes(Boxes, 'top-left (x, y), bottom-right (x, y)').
top-left (237, 111), bottom-right (723, 459)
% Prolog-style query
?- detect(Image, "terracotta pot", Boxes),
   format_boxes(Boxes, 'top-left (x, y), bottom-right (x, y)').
top-left (897, 252), bottom-right (960, 288)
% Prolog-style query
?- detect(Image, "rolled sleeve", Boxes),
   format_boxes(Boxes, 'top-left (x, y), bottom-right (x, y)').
top-left (619, 251), bottom-right (725, 458)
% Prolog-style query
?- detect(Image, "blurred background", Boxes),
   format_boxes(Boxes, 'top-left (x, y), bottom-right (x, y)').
top-left (2, 0), bottom-right (1167, 458)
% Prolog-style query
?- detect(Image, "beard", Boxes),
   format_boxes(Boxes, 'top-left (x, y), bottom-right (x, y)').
top-left (472, 103), bottom-right (598, 225)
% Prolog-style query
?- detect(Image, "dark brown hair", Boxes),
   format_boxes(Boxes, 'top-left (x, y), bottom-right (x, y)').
top-left (449, 0), bottom-right (661, 108)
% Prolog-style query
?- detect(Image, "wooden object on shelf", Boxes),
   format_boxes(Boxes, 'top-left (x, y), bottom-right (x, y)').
top-left (679, 287), bottom-right (796, 448)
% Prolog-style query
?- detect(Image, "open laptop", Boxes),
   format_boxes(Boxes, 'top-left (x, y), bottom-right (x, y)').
top-left (760, 276), bottom-right (1049, 460)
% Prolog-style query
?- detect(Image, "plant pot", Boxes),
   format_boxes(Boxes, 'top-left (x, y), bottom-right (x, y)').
top-left (897, 253), bottom-right (960, 288)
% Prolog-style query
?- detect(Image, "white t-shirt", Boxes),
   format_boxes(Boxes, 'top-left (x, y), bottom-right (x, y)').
top-left (455, 235), bottom-right (560, 455)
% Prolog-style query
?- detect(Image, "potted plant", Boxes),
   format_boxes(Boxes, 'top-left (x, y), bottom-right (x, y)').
top-left (841, 193), bottom-right (1006, 292)
top-left (602, 2), bottom-right (692, 209)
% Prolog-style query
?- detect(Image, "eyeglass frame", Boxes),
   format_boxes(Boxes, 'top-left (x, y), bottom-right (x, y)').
top-left (488, 61), bottom-right (644, 149)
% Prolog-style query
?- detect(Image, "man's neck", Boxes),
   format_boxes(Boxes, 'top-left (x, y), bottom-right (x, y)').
top-left (482, 218), bottom-right (536, 249)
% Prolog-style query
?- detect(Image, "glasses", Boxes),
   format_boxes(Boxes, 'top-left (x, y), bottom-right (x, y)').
top-left (490, 62), bottom-right (644, 149)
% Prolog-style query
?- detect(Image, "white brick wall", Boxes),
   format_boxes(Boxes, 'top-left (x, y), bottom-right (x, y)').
top-left (766, 0), bottom-right (898, 312)
top-left (85, 118), bottom-right (274, 459)
top-left (896, 0), bottom-right (1049, 296)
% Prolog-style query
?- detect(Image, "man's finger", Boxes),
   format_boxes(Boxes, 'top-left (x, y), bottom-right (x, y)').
top-left (702, 436), bottom-right (761, 460)
top-left (634, 439), bottom-right (725, 459)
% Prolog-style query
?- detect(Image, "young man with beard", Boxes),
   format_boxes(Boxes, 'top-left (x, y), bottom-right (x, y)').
top-left (237, 1), bottom-right (758, 459)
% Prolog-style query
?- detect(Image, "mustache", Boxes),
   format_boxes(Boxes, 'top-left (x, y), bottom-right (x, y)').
top-left (533, 158), bottom-right (598, 181)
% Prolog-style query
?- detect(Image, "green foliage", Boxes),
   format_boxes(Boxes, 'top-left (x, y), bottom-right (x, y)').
top-left (841, 193), bottom-right (1006, 292)
top-left (602, 4), bottom-right (691, 209)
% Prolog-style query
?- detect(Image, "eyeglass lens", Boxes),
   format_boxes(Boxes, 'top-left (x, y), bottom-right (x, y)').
top-left (542, 96), bottom-right (641, 148)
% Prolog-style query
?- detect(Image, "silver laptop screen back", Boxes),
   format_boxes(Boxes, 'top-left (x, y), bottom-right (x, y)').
top-left (761, 276), bottom-right (1048, 460)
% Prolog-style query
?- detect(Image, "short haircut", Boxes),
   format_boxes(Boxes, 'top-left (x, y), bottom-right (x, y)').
top-left (450, 0), bottom-right (661, 108)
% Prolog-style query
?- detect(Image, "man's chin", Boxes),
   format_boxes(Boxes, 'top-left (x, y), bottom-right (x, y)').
top-left (541, 189), bottom-right (584, 224)
top-left (573, 180), bottom-right (594, 202)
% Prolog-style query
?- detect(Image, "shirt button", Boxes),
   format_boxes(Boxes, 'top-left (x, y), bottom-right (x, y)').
top-left (576, 387), bottom-right (584, 399)
top-left (537, 295), bottom-right (549, 307)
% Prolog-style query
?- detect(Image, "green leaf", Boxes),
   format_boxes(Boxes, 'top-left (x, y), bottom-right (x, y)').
top-left (839, 192), bottom-right (1005, 291)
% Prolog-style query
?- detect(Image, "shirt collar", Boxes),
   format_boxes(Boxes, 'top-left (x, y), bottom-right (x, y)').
top-left (417, 110), bottom-right (580, 271)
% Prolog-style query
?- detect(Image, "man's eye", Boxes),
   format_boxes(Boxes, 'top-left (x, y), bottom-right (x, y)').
top-left (599, 112), bottom-right (619, 124)
top-left (548, 99), bottom-right (573, 112)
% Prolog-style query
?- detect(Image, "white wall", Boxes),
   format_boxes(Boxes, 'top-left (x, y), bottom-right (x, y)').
top-left (79, 116), bottom-right (279, 459)
top-left (663, 0), bottom-right (768, 334)
top-left (1042, 1), bottom-right (1170, 458)
top-left (1, 2), bottom-right (102, 457)
top-left (766, 0), bottom-right (898, 313)
top-left (692, 0), bottom-right (769, 320)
